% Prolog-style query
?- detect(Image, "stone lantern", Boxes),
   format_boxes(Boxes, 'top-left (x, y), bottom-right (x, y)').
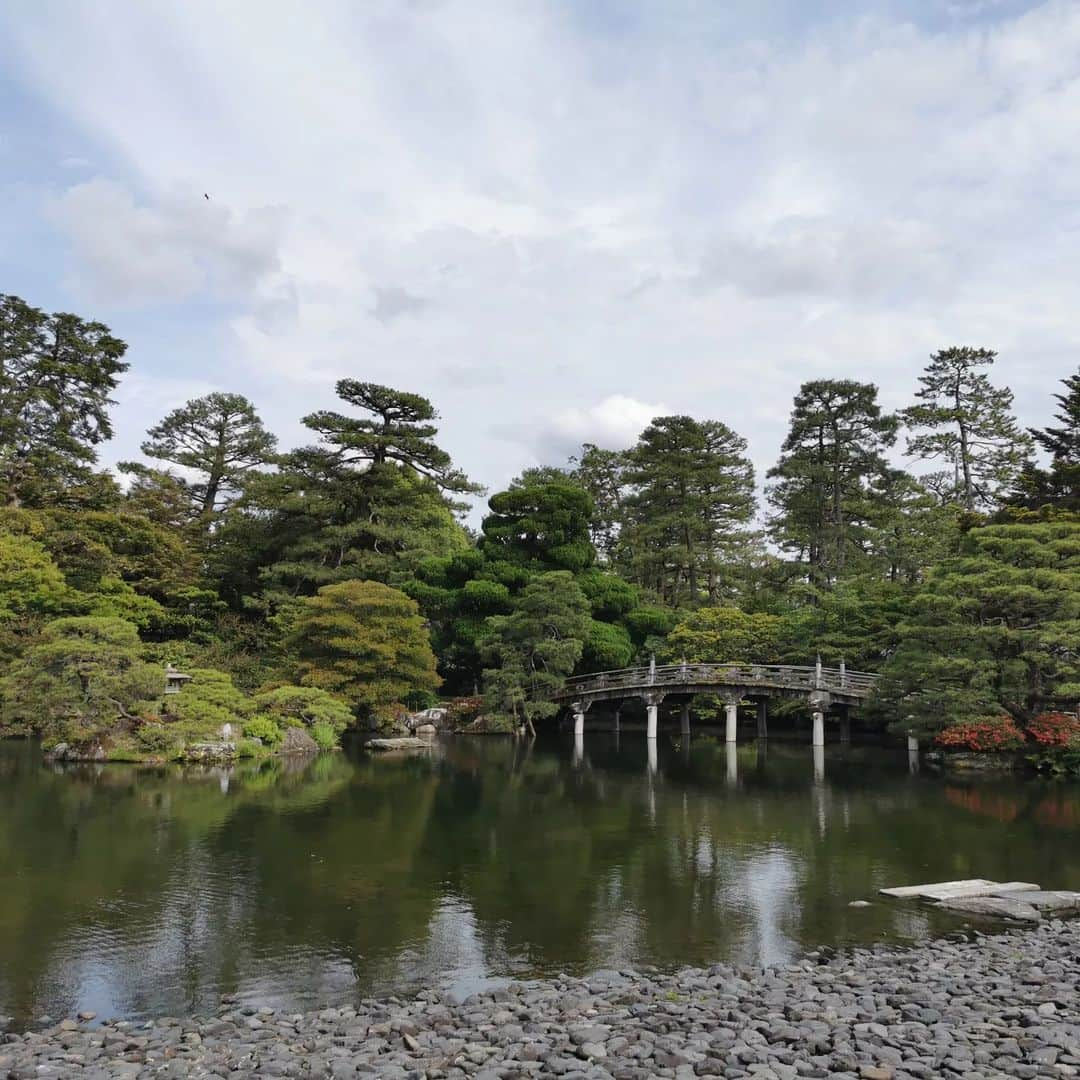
top-left (164, 664), bottom-right (192, 696)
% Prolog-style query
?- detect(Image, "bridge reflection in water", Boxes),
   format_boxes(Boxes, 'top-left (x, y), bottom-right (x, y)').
top-left (556, 659), bottom-right (880, 749)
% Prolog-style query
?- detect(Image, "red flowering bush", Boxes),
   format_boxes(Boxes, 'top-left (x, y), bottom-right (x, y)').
top-left (935, 715), bottom-right (1025, 752)
top-left (1026, 711), bottom-right (1080, 748)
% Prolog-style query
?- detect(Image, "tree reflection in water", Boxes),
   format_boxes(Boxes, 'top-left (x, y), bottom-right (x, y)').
top-left (1, 735), bottom-right (1078, 1025)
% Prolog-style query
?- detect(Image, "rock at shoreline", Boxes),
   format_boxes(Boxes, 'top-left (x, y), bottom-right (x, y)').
top-left (279, 726), bottom-right (318, 756)
top-left (2, 920), bottom-right (1078, 1079)
top-left (366, 736), bottom-right (433, 752)
top-left (183, 741), bottom-right (237, 763)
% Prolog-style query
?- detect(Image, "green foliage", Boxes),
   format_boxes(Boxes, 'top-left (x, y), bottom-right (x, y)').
top-left (623, 605), bottom-right (677, 646)
top-left (251, 685), bottom-right (353, 736)
top-left (285, 580), bottom-right (440, 724)
top-left (481, 479), bottom-right (596, 574)
top-left (666, 606), bottom-right (783, 664)
top-left (578, 569), bottom-right (638, 620)
top-left (0, 531), bottom-right (71, 623)
top-left (581, 619), bottom-right (634, 672)
top-left (904, 347), bottom-right (1032, 510)
top-left (481, 571), bottom-right (590, 732)
top-left (1009, 369), bottom-right (1080, 514)
top-left (310, 722), bottom-right (339, 751)
top-left (0, 617), bottom-right (163, 743)
top-left (0, 294), bottom-right (128, 506)
top-left (243, 715), bottom-right (284, 747)
top-left (877, 521), bottom-right (1080, 737)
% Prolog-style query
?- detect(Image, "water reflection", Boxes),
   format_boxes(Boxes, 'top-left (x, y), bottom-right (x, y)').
top-left (1, 735), bottom-right (1079, 1026)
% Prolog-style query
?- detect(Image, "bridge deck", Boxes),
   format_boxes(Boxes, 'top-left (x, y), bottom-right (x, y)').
top-left (554, 662), bottom-right (878, 704)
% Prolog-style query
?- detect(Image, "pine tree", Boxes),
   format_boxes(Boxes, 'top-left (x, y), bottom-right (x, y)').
top-left (138, 392), bottom-right (277, 528)
top-left (0, 294), bottom-right (128, 506)
top-left (1010, 370), bottom-right (1080, 512)
top-left (620, 416), bottom-right (755, 606)
top-left (569, 443), bottom-right (626, 565)
top-left (303, 380), bottom-right (481, 497)
top-left (224, 381), bottom-right (474, 602)
top-left (903, 346), bottom-right (1031, 511)
top-left (767, 380), bottom-right (898, 588)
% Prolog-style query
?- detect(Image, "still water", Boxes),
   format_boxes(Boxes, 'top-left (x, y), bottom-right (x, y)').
top-left (2, 734), bottom-right (1079, 1025)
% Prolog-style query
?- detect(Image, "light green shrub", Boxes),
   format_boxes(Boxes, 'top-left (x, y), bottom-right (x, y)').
top-left (243, 715), bottom-right (283, 747)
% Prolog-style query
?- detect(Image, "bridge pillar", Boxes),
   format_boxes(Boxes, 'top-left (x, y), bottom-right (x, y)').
top-left (756, 699), bottom-right (768, 740)
top-left (838, 705), bottom-right (851, 744)
top-left (571, 700), bottom-right (589, 738)
top-left (643, 692), bottom-right (664, 740)
top-left (725, 701), bottom-right (739, 743)
top-left (680, 703), bottom-right (691, 735)
top-left (812, 710), bottom-right (825, 747)
top-left (613, 705), bottom-right (621, 733)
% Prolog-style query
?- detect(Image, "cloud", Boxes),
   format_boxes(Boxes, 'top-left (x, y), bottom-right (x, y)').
top-left (696, 217), bottom-right (958, 302)
top-left (48, 178), bottom-right (290, 306)
top-left (370, 285), bottom-right (431, 324)
top-left (4, 0), bottom-right (1080, 514)
top-left (532, 394), bottom-right (671, 462)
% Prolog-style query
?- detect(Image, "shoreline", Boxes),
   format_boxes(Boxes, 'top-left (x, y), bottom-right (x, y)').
top-left (2, 921), bottom-right (1077, 1079)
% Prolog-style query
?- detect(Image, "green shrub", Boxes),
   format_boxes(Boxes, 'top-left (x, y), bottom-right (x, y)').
top-left (135, 724), bottom-right (184, 756)
top-left (243, 715), bottom-right (283, 747)
top-left (251, 685), bottom-right (353, 735)
top-left (237, 737), bottom-right (271, 759)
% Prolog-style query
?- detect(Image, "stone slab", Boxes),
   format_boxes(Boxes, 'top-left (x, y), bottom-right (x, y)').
top-left (880, 879), bottom-right (1039, 900)
top-left (994, 889), bottom-right (1080, 913)
top-left (937, 896), bottom-right (1043, 922)
top-left (365, 737), bottom-right (432, 752)
top-left (880, 879), bottom-right (994, 899)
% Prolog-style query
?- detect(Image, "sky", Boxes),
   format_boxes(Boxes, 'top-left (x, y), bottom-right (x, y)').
top-left (2, 0), bottom-right (1078, 515)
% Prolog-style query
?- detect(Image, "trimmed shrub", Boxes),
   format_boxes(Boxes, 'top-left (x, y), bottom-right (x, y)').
top-left (251, 685), bottom-right (353, 737)
top-left (243, 715), bottom-right (284, 747)
top-left (1027, 712), bottom-right (1080, 748)
top-left (935, 715), bottom-right (1025, 752)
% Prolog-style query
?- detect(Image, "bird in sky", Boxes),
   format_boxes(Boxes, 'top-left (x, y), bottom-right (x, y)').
top-left (204, 193), bottom-right (210, 200)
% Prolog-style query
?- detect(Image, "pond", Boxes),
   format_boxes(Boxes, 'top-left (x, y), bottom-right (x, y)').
top-left (2, 734), bottom-right (1079, 1026)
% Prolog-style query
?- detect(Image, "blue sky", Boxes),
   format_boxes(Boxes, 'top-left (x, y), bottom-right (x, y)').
top-left (1, 0), bottom-right (1077, 507)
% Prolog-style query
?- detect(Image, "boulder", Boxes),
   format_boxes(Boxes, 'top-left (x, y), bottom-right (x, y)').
top-left (415, 724), bottom-right (437, 737)
top-left (279, 727), bottom-right (319, 756)
top-left (184, 742), bottom-right (237, 763)
top-left (366, 737), bottom-right (432, 753)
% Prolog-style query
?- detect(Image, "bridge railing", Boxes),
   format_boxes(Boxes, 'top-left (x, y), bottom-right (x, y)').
top-left (558, 662), bottom-right (879, 699)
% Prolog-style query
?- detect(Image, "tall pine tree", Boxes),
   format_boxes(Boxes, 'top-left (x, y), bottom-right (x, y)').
top-left (767, 380), bottom-right (898, 589)
top-left (903, 346), bottom-right (1031, 511)
top-left (620, 416), bottom-right (755, 607)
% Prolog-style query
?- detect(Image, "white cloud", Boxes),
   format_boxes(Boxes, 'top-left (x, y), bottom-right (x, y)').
top-left (3, 0), bottom-right (1080, 508)
top-left (48, 179), bottom-right (290, 307)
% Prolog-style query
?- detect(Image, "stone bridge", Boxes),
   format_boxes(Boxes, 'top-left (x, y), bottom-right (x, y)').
top-left (553, 659), bottom-right (879, 747)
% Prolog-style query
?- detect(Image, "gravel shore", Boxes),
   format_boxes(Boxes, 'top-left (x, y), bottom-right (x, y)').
top-left (2, 920), bottom-right (1078, 1079)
